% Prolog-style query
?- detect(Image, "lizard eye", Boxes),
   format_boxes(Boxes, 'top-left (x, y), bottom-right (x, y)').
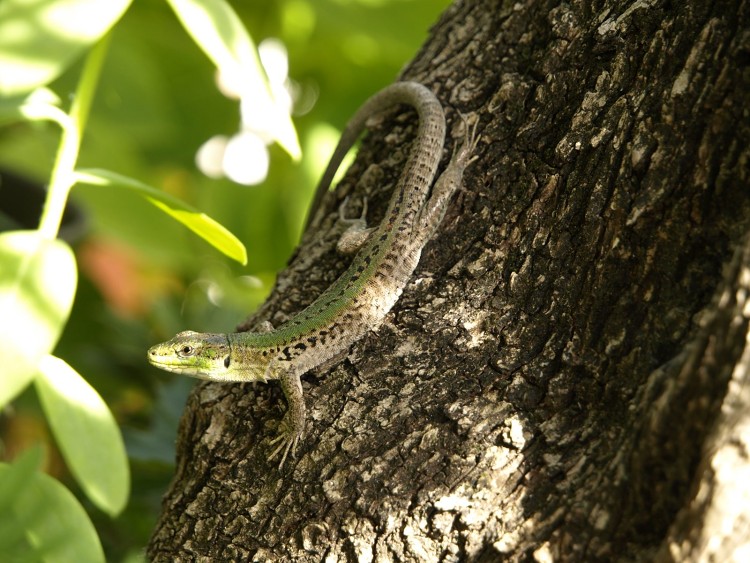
top-left (177, 345), bottom-right (195, 357)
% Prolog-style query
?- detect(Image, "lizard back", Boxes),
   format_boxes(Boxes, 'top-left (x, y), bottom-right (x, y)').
top-left (238, 82), bottom-right (447, 372)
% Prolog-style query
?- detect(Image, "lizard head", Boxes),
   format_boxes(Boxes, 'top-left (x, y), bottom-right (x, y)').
top-left (148, 330), bottom-right (271, 382)
top-left (148, 330), bottom-right (235, 380)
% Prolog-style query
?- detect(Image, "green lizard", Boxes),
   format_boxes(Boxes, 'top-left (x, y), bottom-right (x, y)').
top-left (148, 81), bottom-right (479, 467)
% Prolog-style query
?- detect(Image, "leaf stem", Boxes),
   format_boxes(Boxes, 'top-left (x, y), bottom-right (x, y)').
top-left (38, 32), bottom-right (112, 240)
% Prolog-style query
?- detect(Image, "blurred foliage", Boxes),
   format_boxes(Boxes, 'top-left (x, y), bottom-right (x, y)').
top-left (0, 0), bottom-right (450, 559)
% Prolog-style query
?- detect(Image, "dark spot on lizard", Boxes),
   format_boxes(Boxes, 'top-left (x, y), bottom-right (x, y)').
top-left (224, 356), bottom-right (231, 368)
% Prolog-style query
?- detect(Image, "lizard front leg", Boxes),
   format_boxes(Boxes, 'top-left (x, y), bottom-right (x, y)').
top-left (268, 367), bottom-right (306, 468)
top-left (336, 195), bottom-right (374, 254)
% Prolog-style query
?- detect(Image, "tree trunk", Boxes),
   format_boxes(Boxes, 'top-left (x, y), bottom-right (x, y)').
top-left (148, 0), bottom-right (750, 560)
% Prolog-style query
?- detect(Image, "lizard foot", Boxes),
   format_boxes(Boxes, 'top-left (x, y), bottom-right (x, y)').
top-left (453, 112), bottom-right (481, 168)
top-left (267, 413), bottom-right (304, 469)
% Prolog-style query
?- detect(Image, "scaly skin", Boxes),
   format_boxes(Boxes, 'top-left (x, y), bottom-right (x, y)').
top-left (148, 81), bottom-right (478, 467)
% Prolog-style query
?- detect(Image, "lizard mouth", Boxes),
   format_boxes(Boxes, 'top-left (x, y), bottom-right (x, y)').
top-left (147, 354), bottom-right (189, 374)
top-left (147, 347), bottom-right (228, 380)
top-left (147, 358), bottom-right (219, 379)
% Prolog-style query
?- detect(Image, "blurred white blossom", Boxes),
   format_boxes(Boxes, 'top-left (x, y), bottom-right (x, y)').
top-left (196, 38), bottom-right (293, 186)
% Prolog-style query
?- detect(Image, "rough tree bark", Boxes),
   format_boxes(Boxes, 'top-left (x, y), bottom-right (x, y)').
top-left (148, 0), bottom-right (750, 560)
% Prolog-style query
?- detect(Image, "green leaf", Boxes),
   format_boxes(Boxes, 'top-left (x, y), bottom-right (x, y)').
top-left (0, 450), bottom-right (105, 563)
top-left (35, 355), bottom-right (130, 517)
top-left (0, 87), bottom-right (65, 126)
top-left (0, 231), bottom-right (77, 408)
top-left (74, 168), bottom-right (248, 265)
top-left (165, 0), bottom-right (300, 160)
top-left (0, 0), bottom-right (132, 96)
top-left (0, 447), bottom-right (42, 558)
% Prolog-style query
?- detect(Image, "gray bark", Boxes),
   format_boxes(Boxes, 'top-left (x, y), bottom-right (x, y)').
top-left (148, 0), bottom-right (750, 560)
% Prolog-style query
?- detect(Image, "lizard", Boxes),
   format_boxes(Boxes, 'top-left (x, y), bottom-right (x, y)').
top-left (147, 81), bottom-right (479, 467)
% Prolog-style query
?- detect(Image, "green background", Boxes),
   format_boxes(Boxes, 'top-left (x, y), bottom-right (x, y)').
top-left (0, 0), bottom-right (450, 558)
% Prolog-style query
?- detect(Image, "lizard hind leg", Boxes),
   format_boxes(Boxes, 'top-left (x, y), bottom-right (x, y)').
top-left (414, 116), bottom-right (480, 240)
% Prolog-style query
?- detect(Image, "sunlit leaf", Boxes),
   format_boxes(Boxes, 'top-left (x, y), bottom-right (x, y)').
top-left (0, 0), bottom-right (132, 95)
top-left (35, 355), bottom-right (130, 517)
top-left (0, 232), bottom-right (76, 408)
top-left (74, 168), bottom-right (247, 265)
top-left (165, 0), bottom-right (300, 160)
top-left (0, 449), bottom-right (105, 563)
top-left (0, 87), bottom-right (64, 125)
